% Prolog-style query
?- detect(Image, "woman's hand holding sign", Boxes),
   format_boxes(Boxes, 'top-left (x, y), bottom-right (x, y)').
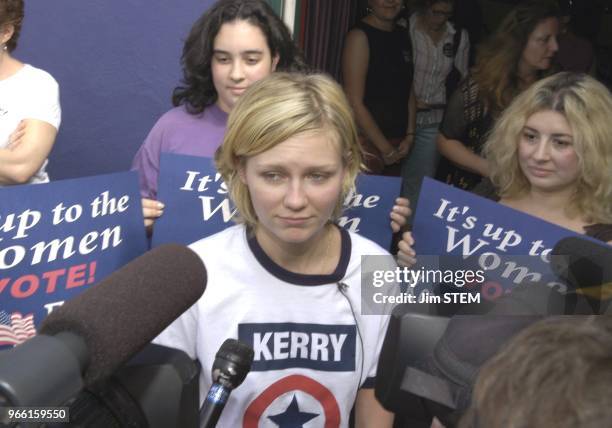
top-left (141, 198), bottom-right (164, 233)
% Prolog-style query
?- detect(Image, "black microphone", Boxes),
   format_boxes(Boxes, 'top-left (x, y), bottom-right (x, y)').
top-left (0, 244), bottom-right (206, 408)
top-left (551, 236), bottom-right (612, 297)
top-left (199, 339), bottom-right (254, 428)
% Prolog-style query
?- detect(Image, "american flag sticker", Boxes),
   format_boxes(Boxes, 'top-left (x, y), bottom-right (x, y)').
top-left (0, 311), bottom-right (37, 347)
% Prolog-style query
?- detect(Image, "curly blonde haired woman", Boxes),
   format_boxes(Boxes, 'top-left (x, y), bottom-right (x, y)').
top-left (482, 71), bottom-right (612, 243)
top-left (398, 72), bottom-right (612, 266)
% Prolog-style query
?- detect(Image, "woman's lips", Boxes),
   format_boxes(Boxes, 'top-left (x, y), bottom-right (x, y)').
top-left (528, 166), bottom-right (554, 177)
top-left (278, 216), bottom-right (310, 226)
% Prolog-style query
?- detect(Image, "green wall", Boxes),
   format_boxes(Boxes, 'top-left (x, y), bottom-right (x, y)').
top-left (266, 0), bottom-right (283, 16)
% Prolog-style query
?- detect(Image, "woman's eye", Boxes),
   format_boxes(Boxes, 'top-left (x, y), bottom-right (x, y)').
top-left (309, 173), bottom-right (328, 182)
top-left (553, 138), bottom-right (572, 148)
top-left (215, 56), bottom-right (230, 64)
top-left (523, 132), bottom-right (537, 142)
top-left (245, 57), bottom-right (260, 65)
top-left (263, 172), bottom-right (283, 182)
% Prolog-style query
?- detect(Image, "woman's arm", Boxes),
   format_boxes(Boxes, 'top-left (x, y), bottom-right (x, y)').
top-left (436, 133), bottom-right (489, 177)
top-left (455, 30), bottom-right (470, 77)
top-left (0, 119), bottom-right (57, 184)
top-left (342, 29), bottom-right (401, 165)
top-left (437, 81), bottom-right (489, 177)
top-left (354, 388), bottom-right (394, 428)
top-left (397, 85), bottom-right (417, 158)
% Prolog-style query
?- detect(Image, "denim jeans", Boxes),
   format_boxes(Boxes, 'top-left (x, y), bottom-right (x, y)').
top-left (400, 125), bottom-right (440, 226)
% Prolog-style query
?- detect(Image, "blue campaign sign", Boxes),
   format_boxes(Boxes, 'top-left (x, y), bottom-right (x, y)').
top-left (153, 154), bottom-right (233, 247)
top-left (0, 172), bottom-right (147, 349)
top-left (342, 174), bottom-right (401, 250)
top-left (411, 178), bottom-right (592, 300)
top-left (153, 153), bottom-right (400, 249)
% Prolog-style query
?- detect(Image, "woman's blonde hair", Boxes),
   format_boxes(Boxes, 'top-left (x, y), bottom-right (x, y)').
top-left (484, 72), bottom-right (612, 224)
top-left (472, 0), bottom-right (559, 113)
top-left (216, 72), bottom-right (363, 228)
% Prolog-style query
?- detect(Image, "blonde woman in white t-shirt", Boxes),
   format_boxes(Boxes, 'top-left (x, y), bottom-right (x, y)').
top-left (0, 0), bottom-right (61, 185)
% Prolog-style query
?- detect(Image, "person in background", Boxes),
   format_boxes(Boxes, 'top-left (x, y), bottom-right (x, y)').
top-left (481, 71), bottom-right (612, 243)
top-left (555, 0), bottom-right (595, 74)
top-left (450, 0), bottom-right (483, 66)
top-left (154, 72), bottom-right (395, 427)
top-left (0, 0), bottom-right (61, 186)
top-left (459, 316), bottom-right (612, 428)
top-left (435, 0), bottom-right (559, 192)
top-left (342, 0), bottom-right (417, 176)
top-left (401, 0), bottom-right (468, 226)
top-left (132, 0), bottom-right (410, 240)
top-left (132, 0), bottom-right (305, 224)
top-left (398, 71), bottom-right (612, 267)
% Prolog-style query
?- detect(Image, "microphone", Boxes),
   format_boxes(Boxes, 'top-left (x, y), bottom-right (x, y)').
top-left (199, 339), bottom-right (254, 428)
top-left (551, 236), bottom-right (612, 298)
top-left (0, 244), bottom-right (206, 408)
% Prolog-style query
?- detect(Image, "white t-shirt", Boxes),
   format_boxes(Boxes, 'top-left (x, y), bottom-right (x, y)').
top-left (0, 64), bottom-right (61, 184)
top-left (154, 224), bottom-right (393, 428)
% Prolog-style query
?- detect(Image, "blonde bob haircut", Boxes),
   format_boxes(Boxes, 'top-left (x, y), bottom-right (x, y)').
top-left (484, 72), bottom-right (612, 224)
top-left (216, 72), bottom-right (363, 228)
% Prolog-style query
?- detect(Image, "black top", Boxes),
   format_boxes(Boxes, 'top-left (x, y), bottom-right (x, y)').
top-left (437, 75), bottom-right (493, 191)
top-left (354, 21), bottom-right (413, 139)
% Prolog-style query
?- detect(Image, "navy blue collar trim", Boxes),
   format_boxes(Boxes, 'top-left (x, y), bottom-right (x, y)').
top-left (246, 226), bottom-right (352, 286)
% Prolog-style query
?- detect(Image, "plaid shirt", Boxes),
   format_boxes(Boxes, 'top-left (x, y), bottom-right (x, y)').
top-left (409, 13), bottom-right (469, 127)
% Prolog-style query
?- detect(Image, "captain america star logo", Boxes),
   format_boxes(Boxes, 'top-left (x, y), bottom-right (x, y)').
top-left (243, 375), bottom-right (341, 428)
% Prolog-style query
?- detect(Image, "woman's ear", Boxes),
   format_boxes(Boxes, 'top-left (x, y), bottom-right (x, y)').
top-left (0, 24), bottom-right (15, 46)
top-left (237, 160), bottom-right (248, 184)
top-left (271, 54), bottom-right (280, 72)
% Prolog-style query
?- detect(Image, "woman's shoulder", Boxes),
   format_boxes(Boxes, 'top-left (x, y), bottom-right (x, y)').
top-left (349, 20), bottom-right (396, 41)
top-left (350, 20), bottom-right (368, 33)
top-left (153, 104), bottom-right (225, 132)
top-left (188, 225), bottom-right (246, 262)
top-left (190, 224), bottom-right (244, 248)
top-left (345, 25), bottom-right (369, 44)
top-left (343, 27), bottom-right (370, 61)
top-left (155, 105), bottom-right (196, 124)
top-left (584, 223), bottom-right (612, 243)
top-left (142, 106), bottom-right (194, 144)
top-left (154, 105), bottom-right (218, 132)
top-left (17, 64), bottom-right (59, 89)
top-left (139, 103), bottom-right (226, 159)
top-left (346, 229), bottom-right (391, 257)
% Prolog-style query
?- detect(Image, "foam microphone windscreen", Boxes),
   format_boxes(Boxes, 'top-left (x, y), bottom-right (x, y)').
top-left (39, 244), bottom-right (206, 386)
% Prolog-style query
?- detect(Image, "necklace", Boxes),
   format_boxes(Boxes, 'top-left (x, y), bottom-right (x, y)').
top-left (315, 223), bottom-right (339, 275)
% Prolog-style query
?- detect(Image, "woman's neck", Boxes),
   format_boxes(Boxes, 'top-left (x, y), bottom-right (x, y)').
top-left (516, 60), bottom-right (538, 88)
top-left (363, 14), bottom-right (394, 32)
top-left (501, 187), bottom-right (587, 233)
top-left (0, 53), bottom-right (23, 81)
top-left (254, 223), bottom-right (341, 275)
